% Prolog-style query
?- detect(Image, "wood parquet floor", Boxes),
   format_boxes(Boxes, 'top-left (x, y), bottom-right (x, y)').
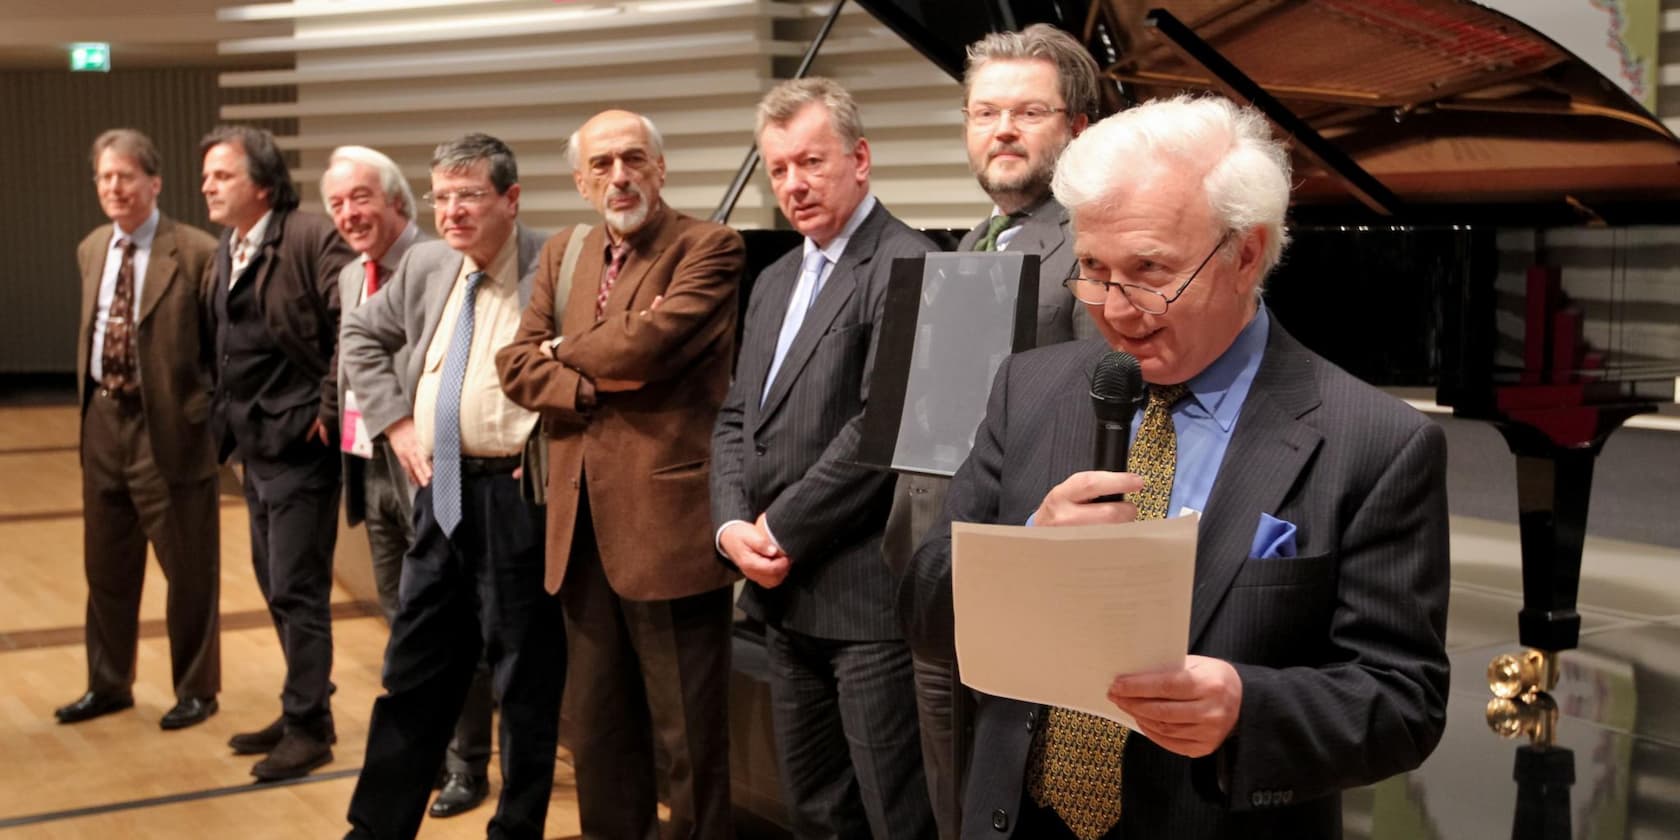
top-left (0, 406), bottom-right (584, 838)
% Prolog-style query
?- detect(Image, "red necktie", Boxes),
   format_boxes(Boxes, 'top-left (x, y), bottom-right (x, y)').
top-left (364, 260), bottom-right (380, 298)
top-left (595, 242), bottom-right (629, 320)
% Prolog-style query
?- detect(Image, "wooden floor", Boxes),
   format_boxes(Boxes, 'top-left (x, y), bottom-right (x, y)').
top-left (0, 405), bottom-right (584, 839)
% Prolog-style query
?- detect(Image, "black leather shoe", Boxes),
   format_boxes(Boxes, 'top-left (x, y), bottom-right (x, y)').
top-left (160, 697), bottom-right (218, 730)
top-left (231, 716), bottom-right (337, 754)
top-left (54, 691), bottom-right (134, 724)
top-left (428, 772), bottom-right (490, 818)
top-left (250, 730), bottom-right (333, 781)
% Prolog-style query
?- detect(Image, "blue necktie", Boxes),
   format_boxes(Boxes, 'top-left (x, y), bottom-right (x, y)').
top-left (761, 247), bottom-right (829, 407)
top-left (432, 270), bottom-right (485, 536)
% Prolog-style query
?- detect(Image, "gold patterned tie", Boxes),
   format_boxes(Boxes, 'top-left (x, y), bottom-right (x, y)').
top-left (1027, 383), bottom-right (1188, 839)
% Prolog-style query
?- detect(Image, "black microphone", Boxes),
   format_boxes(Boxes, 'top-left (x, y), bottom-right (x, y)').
top-left (1090, 351), bottom-right (1144, 503)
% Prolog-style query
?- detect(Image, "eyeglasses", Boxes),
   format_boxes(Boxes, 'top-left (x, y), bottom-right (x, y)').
top-left (1063, 231), bottom-right (1232, 315)
top-left (961, 104), bottom-right (1067, 128)
top-left (422, 189), bottom-right (495, 209)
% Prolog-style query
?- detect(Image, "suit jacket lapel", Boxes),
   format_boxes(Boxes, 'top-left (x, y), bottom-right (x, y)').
top-left (1015, 202), bottom-right (1067, 271)
top-left (514, 225), bottom-right (543, 307)
top-left (418, 249), bottom-right (466, 351)
top-left (137, 217), bottom-right (178, 325)
top-left (80, 230), bottom-right (110, 342)
top-left (755, 204), bottom-right (886, 423)
top-left (250, 209), bottom-right (286, 299)
top-left (1188, 320), bottom-right (1323, 648)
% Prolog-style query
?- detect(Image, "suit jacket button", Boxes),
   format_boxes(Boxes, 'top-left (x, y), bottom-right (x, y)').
top-left (991, 809), bottom-right (1008, 831)
top-left (570, 478), bottom-right (579, 489)
top-left (1024, 711), bottom-right (1035, 733)
top-left (754, 444), bottom-right (766, 456)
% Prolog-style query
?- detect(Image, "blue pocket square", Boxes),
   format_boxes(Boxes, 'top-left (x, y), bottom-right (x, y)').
top-left (1251, 513), bottom-right (1297, 559)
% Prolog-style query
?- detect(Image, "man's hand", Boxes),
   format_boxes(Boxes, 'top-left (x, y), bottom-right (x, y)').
top-left (541, 336), bottom-right (564, 360)
top-left (720, 520), bottom-right (789, 588)
top-left (306, 418), bottom-right (331, 447)
top-left (1032, 470), bottom-right (1145, 527)
top-left (384, 416), bottom-right (432, 487)
top-left (1108, 655), bottom-right (1243, 758)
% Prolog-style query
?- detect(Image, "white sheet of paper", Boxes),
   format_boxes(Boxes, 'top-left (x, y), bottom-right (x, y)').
top-left (340, 390), bottom-right (373, 459)
top-left (952, 513), bottom-right (1199, 730)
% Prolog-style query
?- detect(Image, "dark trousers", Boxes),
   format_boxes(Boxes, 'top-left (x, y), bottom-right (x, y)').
top-left (242, 447), bottom-right (339, 734)
top-left (765, 624), bottom-right (934, 840)
top-left (562, 489), bottom-right (734, 840)
top-left (361, 449), bottom-right (492, 778)
top-left (80, 388), bottom-right (220, 699)
top-left (346, 471), bottom-right (565, 840)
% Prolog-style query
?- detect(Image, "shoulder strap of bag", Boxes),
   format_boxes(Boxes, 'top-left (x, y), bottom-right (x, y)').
top-left (553, 222), bottom-right (592, 334)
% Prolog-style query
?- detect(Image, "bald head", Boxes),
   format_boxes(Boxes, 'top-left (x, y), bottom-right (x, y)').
top-left (569, 110), bottom-right (668, 239)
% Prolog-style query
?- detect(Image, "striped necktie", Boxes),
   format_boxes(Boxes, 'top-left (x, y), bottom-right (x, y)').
top-left (430, 270), bottom-right (486, 536)
top-left (1027, 383), bottom-right (1189, 839)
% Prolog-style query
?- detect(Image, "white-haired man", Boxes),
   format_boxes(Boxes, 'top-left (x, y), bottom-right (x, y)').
top-left (901, 94), bottom-right (1450, 839)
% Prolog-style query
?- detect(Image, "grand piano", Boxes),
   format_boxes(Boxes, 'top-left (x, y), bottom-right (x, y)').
top-left (732, 0), bottom-right (1680, 659)
top-left (718, 2), bottom-right (1680, 834)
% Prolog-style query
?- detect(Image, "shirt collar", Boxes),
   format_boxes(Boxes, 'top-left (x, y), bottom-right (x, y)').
top-left (114, 208), bottom-right (160, 249)
top-left (240, 210), bottom-right (274, 251)
top-left (464, 225), bottom-right (520, 287)
top-left (368, 221), bottom-right (421, 273)
top-left (1183, 306), bottom-right (1270, 432)
top-left (804, 194), bottom-right (877, 265)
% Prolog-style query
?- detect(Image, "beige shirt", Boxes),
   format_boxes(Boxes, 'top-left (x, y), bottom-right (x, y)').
top-left (411, 228), bottom-right (536, 458)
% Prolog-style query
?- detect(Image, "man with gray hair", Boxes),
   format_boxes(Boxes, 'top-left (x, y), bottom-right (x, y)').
top-left (883, 23), bottom-right (1104, 837)
top-left (712, 77), bottom-right (937, 839)
top-left (60, 128), bottom-right (221, 731)
top-left (341, 133), bottom-right (563, 840)
top-left (321, 145), bottom-right (494, 820)
top-left (901, 94), bottom-right (1449, 839)
top-left (498, 107), bottom-right (744, 840)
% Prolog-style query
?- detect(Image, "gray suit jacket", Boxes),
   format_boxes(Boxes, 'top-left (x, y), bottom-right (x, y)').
top-left (338, 225), bottom-right (430, 525)
top-left (340, 225), bottom-right (545, 470)
top-left (956, 197), bottom-right (1095, 345)
top-left (900, 317), bottom-right (1451, 838)
top-left (712, 201), bottom-right (935, 641)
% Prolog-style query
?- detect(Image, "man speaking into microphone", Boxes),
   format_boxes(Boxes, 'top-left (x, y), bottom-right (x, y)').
top-left (899, 94), bottom-right (1451, 839)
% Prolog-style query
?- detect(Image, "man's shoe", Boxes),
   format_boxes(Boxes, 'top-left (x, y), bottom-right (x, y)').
top-left (160, 697), bottom-right (218, 730)
top-left (250, 730), bottom-right (333, 782)
top-left (230, 717), bottom-right (337, 754)
top-left (428, 773), bottom-right (490, 818)
top-left (54, 691), bottom-right (134, 724)
top-left (229, 716), bottom-right (284, 754)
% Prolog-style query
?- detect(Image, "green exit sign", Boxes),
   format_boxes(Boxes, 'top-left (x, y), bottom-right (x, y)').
top-left (70, 43), bottom-right (110, 72)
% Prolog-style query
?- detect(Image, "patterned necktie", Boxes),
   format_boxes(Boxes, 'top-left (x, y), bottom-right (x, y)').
top-left (431, 270), bottom-right (486, 537)
top-left (972, 212), bottom-right (1020, 252)
top-left (1027, 382), bottom-right (1189, 840)
top-left (595, 241), bottom-right (629, 319)
top-left (364, 260), bottom-right (380, 299)
top-left (761, 247), bottom-right (829, 407)
top-left (100, 239), bottom-right (140, 396)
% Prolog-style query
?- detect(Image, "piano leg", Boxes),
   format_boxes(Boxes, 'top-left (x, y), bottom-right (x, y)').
top-left (1499, 441), bottom-right (1594, 653)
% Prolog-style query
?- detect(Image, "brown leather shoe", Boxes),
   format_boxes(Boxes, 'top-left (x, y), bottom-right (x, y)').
top-left (250, 730), bottom-right (333, 781)
top-left (228, 716), bottom-right (284, 754)
top-left (55, 691), bottom-right (134, 724)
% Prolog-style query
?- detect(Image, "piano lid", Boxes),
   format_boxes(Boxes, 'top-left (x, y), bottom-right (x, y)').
top-left (853, 0), bottom-right (1680, 224)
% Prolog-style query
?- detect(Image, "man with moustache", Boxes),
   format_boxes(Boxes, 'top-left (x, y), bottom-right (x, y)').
top-left (497, 109), bottom-right (744, 840)
top-left (202, 125), bottom-right (355, 781)
top-left (342, 133), bottom-right (562, 840)
top-left (320, 146), bottom-right (494, 819)
top-left (881, 25), bottom-right (1104, 837)
top-left (711, 78), bottom-right (936, 839)
top-left (59, 128), bottom-right (221, 730)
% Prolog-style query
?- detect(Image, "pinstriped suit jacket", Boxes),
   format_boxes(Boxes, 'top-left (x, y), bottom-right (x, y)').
top-left (712, 201), bottom-right (936, 642)
top-left (901, 316), bottom-right (1451, 838)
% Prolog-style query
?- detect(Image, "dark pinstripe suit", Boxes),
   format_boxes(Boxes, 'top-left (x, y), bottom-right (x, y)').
top-left (900, 316), bottom-right (1451, 839)
top-left (712, 201), bottom-right (937, 838)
